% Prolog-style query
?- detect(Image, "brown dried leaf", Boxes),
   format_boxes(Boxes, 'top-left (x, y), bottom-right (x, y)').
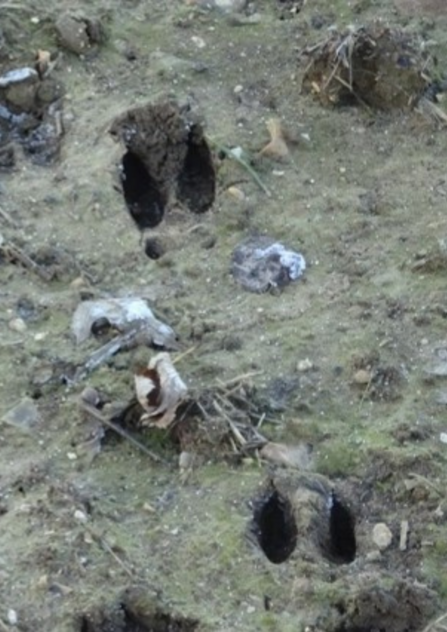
top-left (135, 352), bottom-right (188, 428)
top-left (259, 118), bottom-right (289, 160)
top-left (35, 49), bottom-right (51, 78)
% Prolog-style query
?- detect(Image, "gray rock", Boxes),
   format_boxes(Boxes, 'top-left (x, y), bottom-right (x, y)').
top-left (2, 398), bottom-right (41, 431)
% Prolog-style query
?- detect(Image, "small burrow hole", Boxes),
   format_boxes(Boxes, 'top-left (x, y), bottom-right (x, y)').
top-left (253, 490), bottom-right (298, 564)
top-left (121, 151), bottom-right (165, 230)
top-left (324, 492), bottom-right (356, 564)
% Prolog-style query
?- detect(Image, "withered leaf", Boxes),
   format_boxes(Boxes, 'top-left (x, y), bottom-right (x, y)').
top-left (134, 352), bottom-right (188, 429)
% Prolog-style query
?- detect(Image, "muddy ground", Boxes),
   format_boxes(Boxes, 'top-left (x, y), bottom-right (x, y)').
top-left (2, 0), bottom-right (447, 630)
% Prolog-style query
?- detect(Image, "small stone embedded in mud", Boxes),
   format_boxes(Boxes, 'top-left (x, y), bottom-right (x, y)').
top-left (55, 14), bottom-right (104, 55)
top-left (8, 317), bottom-right (27, 332)
top-left (297, 358), bottom-right (314, 372)
top-left (7, 609), bottom-right (18, 626)
top-left (74, 509), bottom-right (88, 523)
top-left (353, 368), bottom-right (372, 384)
top-left (372, 522), bottom-right (393, 551)
top-left (2, 397), bottom-right (41, 431)
top-left (260, 442), bottom-right (313, 470)
top-left (231, 236), bottom-right (306, 293)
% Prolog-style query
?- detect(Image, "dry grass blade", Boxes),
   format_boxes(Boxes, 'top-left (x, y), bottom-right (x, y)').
top-left (216, 371), bottom-right (262, 389)
top-left (0, 618), bottom-right (9, 632)
top-left (83, 524), bottom-right (137, 580)
top-left (417, 96), bottom-right (447, 125)
top-left (422, 612), bottom-right (447, 632)
top-left (0, 206), bottom-right (18, 226)
top-left (79, 400), bottom-right (168, 465)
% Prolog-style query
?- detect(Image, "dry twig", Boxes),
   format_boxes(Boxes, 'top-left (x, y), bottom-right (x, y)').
top-left (79, 400), bottom-right (168, 465)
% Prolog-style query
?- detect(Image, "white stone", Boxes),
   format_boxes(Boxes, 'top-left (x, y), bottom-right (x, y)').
top-left (74, 510), bottom-right (88, 524)
top-left (8, 317), bottom-right (27, 333)
top-left (372, 522), bottom-right (393, 551)
top-left (7, 609), bottom-right (18, 625)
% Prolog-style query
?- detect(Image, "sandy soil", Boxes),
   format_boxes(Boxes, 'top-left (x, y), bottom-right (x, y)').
top-left (2, 0), bottom-right (447, 630)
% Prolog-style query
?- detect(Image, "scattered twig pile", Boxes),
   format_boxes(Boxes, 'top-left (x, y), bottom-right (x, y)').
top-left (302, 24), bottom-right (432, 110)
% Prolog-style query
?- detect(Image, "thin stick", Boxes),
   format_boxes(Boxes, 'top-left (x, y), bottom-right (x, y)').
top-left (85, 525), bottom-right (136, 579)
top-left (212, 399), bottom-right (246, 446)
top-left (79, 401), bottom-right (168, 465)
top-left (0, 206), bottom-right (17, 226)
top-left (4, 242), bottom-right (53, 281)
top-left (172, 346), bottom-right (196, 365)
top-left (216, 371), bottom-right (262, 389)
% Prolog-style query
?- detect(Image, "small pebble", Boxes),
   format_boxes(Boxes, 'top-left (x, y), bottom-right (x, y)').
top-left (70, 276), bottom-right (87, 289)
top-left (9, 317), bottom-right (27, 333)
top-left (179, 451), bottom-right (194, 471)
top-left (440, 432), bottom-right (447, 444)
top-left (297, 358), bottom-right (313, 372)
top-left (191, 35), bottom-right (206, 48)
top-left (372, 522), bottom-right (393, 551)
top-left (34, 332), bottom-right (48, 341)
top-left (80, 386), bottom-right (102, 407)
top-left (7, 609), bottom-right (18, 625)
top-left (2, 397), bottom-right (41, 431)
top-left (353, 369), bottom-right (372, 384)
top-left (226, 185), bottom-right (245, 201)
top-left (74, 509), bottom-right (88, 523)
top-left (67, 452), bottom-right (78, 461)
top-left (36, 574), bottom-right (49, 589)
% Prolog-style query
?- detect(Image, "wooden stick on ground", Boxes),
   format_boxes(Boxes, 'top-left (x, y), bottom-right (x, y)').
top-left (4, 242), bottom-right (53, 281)
top-left (79, 400), bottom-right (168, 465)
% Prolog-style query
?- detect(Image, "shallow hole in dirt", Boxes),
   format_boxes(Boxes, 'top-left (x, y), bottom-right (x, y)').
top-left (144, 237), bottom-right (165, 260)
top-left (121, 150), bottom-right (165, 230)
top-left (323, 492), bottom-right (356, 564)
top-left (253, 490), bottom-right (298, 563)
top-left (176, 126), bottom-right (215, 214)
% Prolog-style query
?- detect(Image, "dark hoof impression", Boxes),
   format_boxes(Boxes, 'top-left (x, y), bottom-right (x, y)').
top-left (111, 101), bottom-right (216, 232)
top-left (176, 127), bottom-right (216, 214)
top-left (323, 492), bottom-right (356, 565)
top-left (253, 490), bottom-right (298, 564)
top-left (121, 151), bottom-right (166, 230)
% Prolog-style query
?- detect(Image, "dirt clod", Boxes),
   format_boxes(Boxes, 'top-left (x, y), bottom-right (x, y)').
top-left (302, 24), bottom-right (431, 109)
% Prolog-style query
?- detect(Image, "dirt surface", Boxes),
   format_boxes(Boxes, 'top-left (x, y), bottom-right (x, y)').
top-left (2, 0), bottom-right (447, 630)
